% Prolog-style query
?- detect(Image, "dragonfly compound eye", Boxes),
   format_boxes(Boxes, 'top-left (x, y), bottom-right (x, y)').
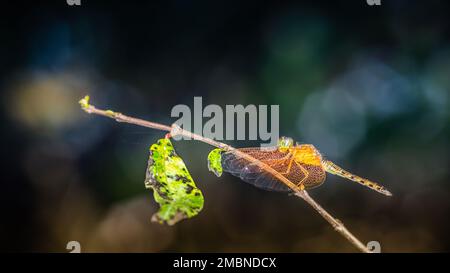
top-left (278, 137), bottom-right (294, 149)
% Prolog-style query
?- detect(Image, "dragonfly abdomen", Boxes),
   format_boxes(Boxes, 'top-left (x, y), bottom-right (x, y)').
top-left (322, 160), bottom-right (392, 196)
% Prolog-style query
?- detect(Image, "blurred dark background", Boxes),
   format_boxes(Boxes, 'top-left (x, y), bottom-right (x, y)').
top-left (0, 0), bottom-right (449, 252)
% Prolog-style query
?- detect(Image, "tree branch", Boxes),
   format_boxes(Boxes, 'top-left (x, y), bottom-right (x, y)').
top-left (79, 96), bottom-right (371, 253)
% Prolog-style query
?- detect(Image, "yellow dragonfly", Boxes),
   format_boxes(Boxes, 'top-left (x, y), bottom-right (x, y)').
top-left (221, 137), bottom-right (392, 196)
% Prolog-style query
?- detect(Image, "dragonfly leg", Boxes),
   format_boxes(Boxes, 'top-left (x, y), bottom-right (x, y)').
top-left (278, 150), bottom-right (296, 175)
top-left (294, 161), bottom-right (309, 190)
top-left (277, 157), bottom-right (295, 175)
top-left (277, 151), bottom-right (308, 191)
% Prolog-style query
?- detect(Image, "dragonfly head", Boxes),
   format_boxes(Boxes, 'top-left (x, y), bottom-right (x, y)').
top-left (277, 136), bottom-right (294, 151)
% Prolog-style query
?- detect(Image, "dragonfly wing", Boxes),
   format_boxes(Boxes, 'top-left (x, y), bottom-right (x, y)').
top-left (253, 167), bottom-right (293, 192)
top-left (221, 150), bottom-right (292, 192)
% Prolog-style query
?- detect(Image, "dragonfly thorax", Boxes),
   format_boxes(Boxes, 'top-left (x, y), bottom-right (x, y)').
top-left (291, 144), bottom-right (323, 166)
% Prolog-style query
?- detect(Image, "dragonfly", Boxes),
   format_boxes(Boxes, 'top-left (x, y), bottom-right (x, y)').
top-left (221, 137), bottom-right (392, 196)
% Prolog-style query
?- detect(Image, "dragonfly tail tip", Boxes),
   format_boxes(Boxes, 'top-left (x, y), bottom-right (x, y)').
top-left (381, 188), bottom-right (393, 197)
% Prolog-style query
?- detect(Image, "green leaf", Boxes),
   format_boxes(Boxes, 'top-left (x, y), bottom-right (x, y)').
top-left (145, 138), bottom-right (204, 225)
top-left (207, 148), bottom-right (224, 177)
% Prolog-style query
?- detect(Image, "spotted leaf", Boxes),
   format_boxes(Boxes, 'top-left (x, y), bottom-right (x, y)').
top-left (145, 138), bottom-right (204, 225)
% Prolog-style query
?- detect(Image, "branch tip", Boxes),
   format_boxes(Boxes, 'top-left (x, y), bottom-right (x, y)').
top-left (79, 95), bottom-right (90, 109)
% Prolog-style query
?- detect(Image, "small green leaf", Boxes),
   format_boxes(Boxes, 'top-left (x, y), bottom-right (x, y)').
top-left (145, 138), bottom-right (204, 225)
top-left (207, 148), bottom-right (224, 177)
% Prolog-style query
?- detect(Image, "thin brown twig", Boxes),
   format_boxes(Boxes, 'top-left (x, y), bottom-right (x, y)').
top-left (79, 96), bottom-right (371, 253)
top-left (295, 191), bottom-right (369, 252)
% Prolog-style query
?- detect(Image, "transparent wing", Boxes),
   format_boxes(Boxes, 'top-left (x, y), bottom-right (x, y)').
top-left (221, 148), bottom-right (294, 192)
